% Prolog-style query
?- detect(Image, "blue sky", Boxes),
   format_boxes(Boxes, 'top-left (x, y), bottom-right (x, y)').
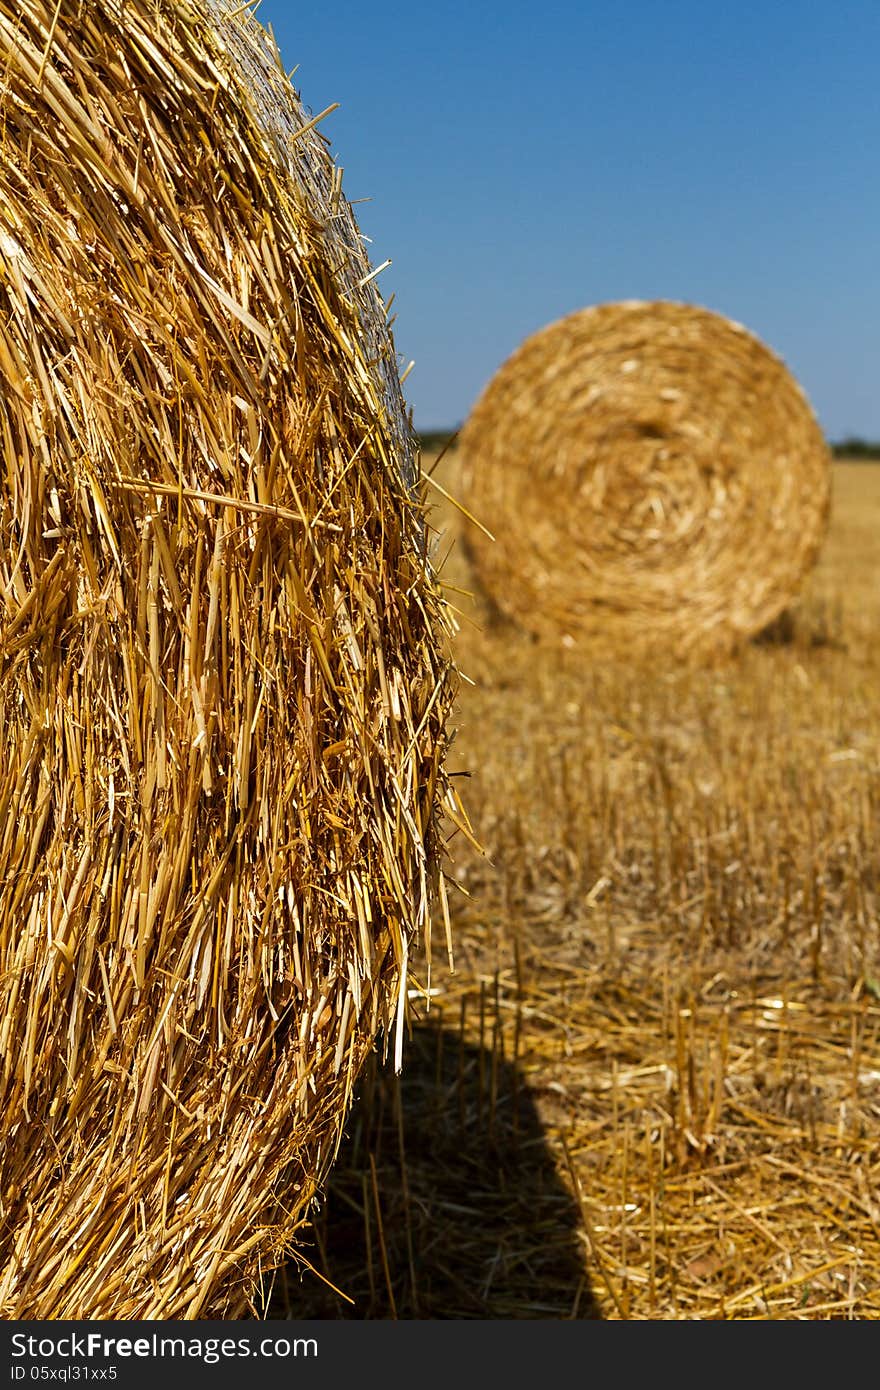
top-left (256, 0), bottom-right (880, 439)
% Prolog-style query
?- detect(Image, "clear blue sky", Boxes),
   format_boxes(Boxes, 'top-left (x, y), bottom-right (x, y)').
top-left (256, 0), bottom-right (879, 439)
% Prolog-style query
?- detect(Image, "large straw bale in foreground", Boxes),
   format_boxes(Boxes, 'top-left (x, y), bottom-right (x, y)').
top-left (0, 0), bottom-right (458, 1318)
top-left (459, 300), bottom-right (831, 658)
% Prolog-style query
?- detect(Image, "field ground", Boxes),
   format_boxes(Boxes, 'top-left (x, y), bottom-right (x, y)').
top-left (265, 458), bottom-right (880, 1320)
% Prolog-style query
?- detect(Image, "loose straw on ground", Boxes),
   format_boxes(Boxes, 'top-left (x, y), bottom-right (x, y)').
top-left (0, 0), bottom-right (459, 1318)
top-left (458, 300), bottom-right (831, 660)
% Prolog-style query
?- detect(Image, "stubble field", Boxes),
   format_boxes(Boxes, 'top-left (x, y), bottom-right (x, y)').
top-left (268, 456), bottom-right (880, 1321)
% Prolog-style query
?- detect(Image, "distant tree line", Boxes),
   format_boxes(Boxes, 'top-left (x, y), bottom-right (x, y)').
top-left (830, 437), bottom-right (880, 459)
top-left (415, 429), bottom-right (880, 460)
top-left (416, 428), bottom-right (460, 453)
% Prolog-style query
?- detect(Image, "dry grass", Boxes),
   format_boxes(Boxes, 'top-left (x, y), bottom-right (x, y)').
top-left (265, 456), bottom-right (880, 1321)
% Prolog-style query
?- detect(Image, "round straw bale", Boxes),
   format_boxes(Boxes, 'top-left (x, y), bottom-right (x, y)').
top-left (458, 300), bottom-right (831, 658)
top-left (0, 0), bottom-right (458, 1318)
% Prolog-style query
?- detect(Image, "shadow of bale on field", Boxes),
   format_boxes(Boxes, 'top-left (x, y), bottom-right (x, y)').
top-left (751, 597), bottom-right (846, 651)
top-left (263, 1011), bottom-right (600, 1319)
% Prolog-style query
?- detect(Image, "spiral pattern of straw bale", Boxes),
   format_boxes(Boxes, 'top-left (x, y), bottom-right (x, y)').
top-left (458, 300), bottom-right (831, 658)
top-left (0, 0), bottom-right (459, 1318)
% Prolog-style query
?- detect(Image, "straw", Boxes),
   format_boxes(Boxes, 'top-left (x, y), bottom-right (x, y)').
top-left (0, 0), bottom-right (458, 1318)
top-left (458, 300), bottom-right (831, 659)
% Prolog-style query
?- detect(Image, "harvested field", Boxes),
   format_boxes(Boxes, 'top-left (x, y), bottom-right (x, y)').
top-left (264, 457), bottom-right (880, 1321)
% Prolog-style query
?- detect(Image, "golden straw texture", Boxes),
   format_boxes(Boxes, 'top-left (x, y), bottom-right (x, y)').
top-left (459, 300), bottom-right (831, 659)
top-left (0, 0), bottom-right (459, 1318)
